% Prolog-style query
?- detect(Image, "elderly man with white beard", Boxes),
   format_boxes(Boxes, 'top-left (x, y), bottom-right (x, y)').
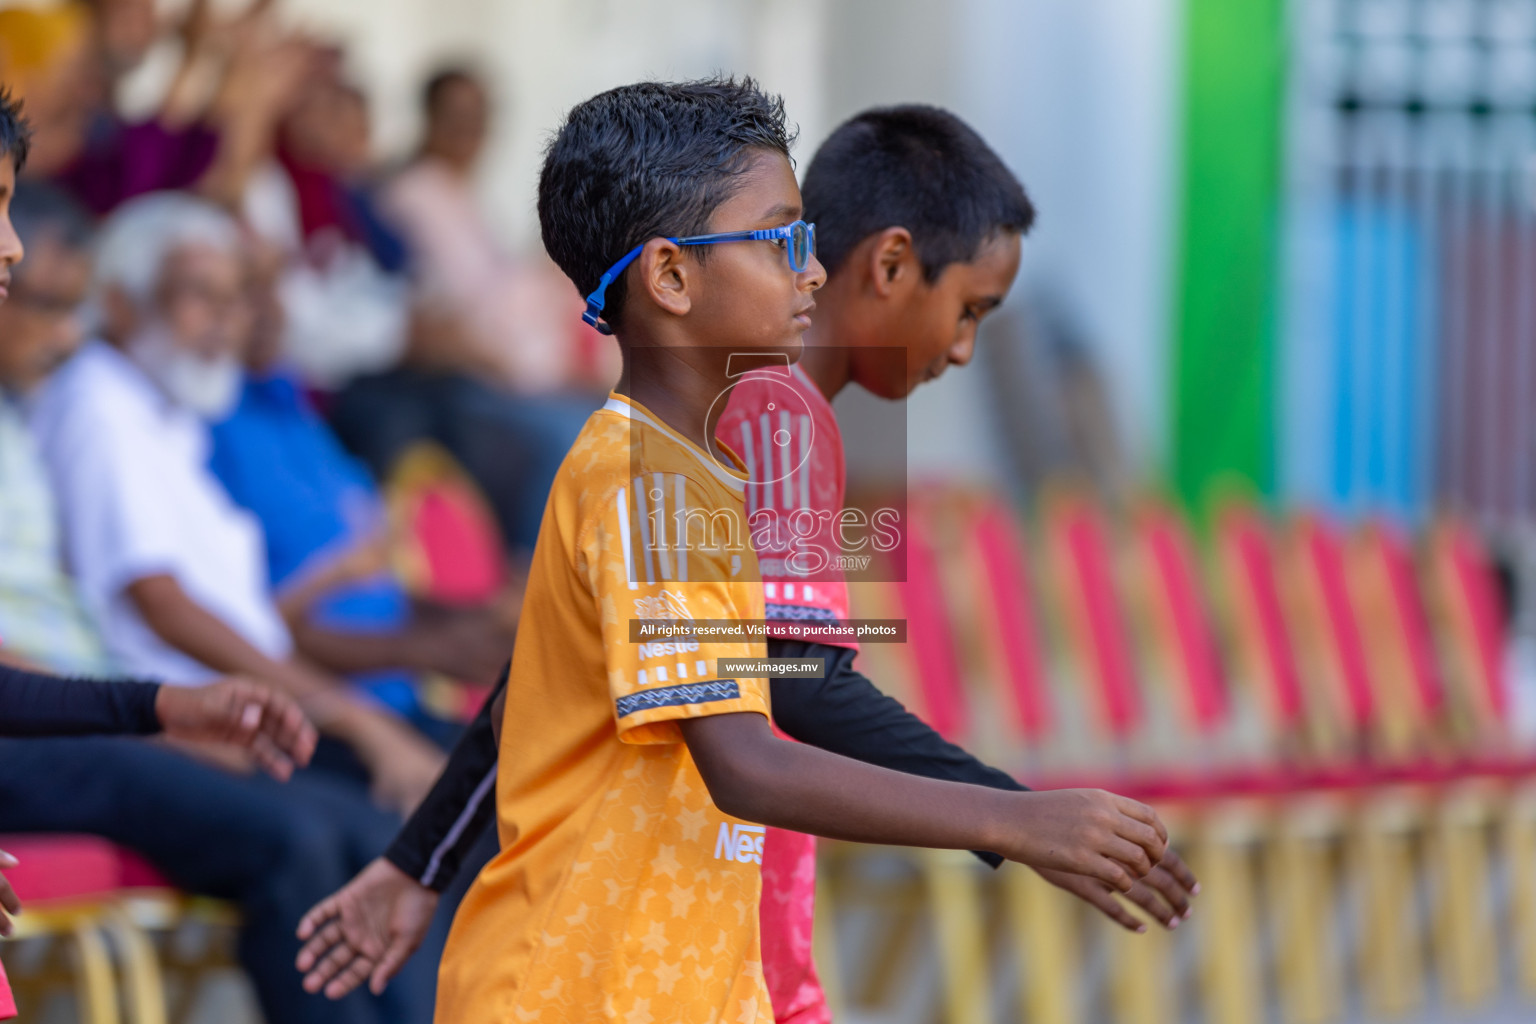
top-left (29, 193), bottom-right (448, 808)
top-left (0, 183), bottom-right (450, 1024)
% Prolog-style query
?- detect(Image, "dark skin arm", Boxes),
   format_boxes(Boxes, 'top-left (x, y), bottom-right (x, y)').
top-left (126, 574), bottom-right (446, 811)
top-left (289, 612), bottom-right (512, 685)
top-left (680, 711), bottom-right (1167, 890)
top-left (295, 676), bottom-right (1181, 1001)
top-left (127, 575), bottom-right (332, 700)
top-left (765, 642), bottom-right (1197, 930)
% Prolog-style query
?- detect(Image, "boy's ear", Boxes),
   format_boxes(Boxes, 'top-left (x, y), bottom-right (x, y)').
top-left (867, 226), bottom-right (916, 298)
top-left (637, 237), bottom-right (692, 319)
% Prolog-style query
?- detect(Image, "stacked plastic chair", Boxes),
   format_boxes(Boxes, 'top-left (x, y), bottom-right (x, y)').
top-left (822, 484), bottom-right (1527, 1024)
top-left (0, 835), bottom-right (174, 1024)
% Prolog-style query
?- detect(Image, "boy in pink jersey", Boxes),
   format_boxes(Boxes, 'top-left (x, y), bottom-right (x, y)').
top-left (712, 106), bottom-right (1198, 1021)
top-left (295, 105), bottom-right (1199, 1023)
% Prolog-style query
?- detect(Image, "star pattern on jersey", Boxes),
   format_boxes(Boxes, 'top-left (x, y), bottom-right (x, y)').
top-left (434, 405), bottom-right (774, 1024)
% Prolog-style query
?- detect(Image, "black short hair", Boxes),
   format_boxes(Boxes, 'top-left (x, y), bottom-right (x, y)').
top-left (802, 105), bottom-right (1034, 280)
top-left (538, 76), bottom-right (794, 333)
top-left (0, 88), bottom-right (33, 174)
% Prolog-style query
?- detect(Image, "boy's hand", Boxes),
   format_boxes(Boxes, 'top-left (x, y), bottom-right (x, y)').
top-left (296, 858), bottom-right (440, 998)
top-left (1035, 846), bottom-right (1200, 932)
top-left (1002, 789), bottom-right (1168, 892)
top-left (0, 849), bottom-right (19, 937)
top-left (156, 678), bottom-right (318, 781)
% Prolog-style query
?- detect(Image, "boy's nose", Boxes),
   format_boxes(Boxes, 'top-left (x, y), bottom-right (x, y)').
top-left (948, 334), bottom-right (975, 367)
top-left (0, 222), bottom-right (24, 270)
top-left (799, 251), bottom-right (827, 291)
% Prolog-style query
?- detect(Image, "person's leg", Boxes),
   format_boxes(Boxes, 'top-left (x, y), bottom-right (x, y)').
top-left (328, 368), bottom-right (453, 484)
top-left (0, 738), bottom-right (390, 1024)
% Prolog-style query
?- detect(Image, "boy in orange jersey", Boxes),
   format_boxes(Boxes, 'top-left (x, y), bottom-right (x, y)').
top-left (428, 77), bottom-right (1172, 1024)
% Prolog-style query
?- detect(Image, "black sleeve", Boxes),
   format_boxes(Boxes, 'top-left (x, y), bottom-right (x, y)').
top-left (768, 638), bottom-right (1027, 869)
top-left (383, 664), bottom-right (507, 891)
top-left (0, 664), bottom-right (162, 737)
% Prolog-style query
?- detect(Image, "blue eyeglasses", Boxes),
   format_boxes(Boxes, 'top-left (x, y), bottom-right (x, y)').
top-left (581, 220), bottom-right (816, 334)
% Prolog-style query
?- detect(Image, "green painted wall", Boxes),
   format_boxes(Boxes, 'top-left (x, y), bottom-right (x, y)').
top-left (1171, 0), bottom-right (1287, 510)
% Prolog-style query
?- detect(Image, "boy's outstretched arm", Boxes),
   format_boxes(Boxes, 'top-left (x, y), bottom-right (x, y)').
top-left (768, 639), bottom-right (1198, 930)
top-left (682, 710), bottom-right (1166, 891)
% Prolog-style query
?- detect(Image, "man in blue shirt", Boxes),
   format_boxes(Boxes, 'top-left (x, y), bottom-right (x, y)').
top-left (209, 263), bottom-right (512, 730)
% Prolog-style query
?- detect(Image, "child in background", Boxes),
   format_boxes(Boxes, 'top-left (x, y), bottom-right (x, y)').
top-left (714, 103), bottom-right (1200, 1019)
top-left (429, 77), bottom-right (1170, 1023)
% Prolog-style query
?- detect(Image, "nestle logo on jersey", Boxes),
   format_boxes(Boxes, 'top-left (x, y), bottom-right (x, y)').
top-left (637, 639), bottom-right (700, 659)
top-left (713, 822), bottom-right (766, 864)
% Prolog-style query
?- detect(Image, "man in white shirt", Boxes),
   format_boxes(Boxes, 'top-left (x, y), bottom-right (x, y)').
top-left (30, 192), bottom-right (443, 811)
top-left (1, 183), bottom-right (449, 1024)
top-left (32, 336), bottom-right (288, 680)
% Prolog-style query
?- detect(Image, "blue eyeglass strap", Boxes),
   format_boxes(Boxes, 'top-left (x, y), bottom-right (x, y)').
top-left (582, 241), bottom-right (659, 335)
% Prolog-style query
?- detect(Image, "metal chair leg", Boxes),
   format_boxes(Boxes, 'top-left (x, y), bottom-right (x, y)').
top-left (1266, 810), bottom-right (1343, 1024)
top-left (1192, 806), bottom-right (1262, 1024)
top-left (1504, 784), bottom-right (1536, 997)
top-left (104, 909), bottom-right (169, 1024)
top-left (1350, 789), bottom-right (1425, 1019)
top-left (70, 920), bottom-right (121, 1024)
top-left (1004, 867), bottom-right (1079, 1024)
top-left (920, 848), bottom-right (991, 1024)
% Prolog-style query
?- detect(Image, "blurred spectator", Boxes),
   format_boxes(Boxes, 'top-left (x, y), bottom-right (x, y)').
top-left (0, 4), bottom-right (96, 180)
top-left (208, 234), bottom-right (515, 735)
top-left (329, 349), bottom-right (598, 550)
top-left (241, 59), bottom-right (411, 389)
top-left (381, 66), bottom-right (605, 393)
top-left (0, 180), bottom-right (445, 1024)
top-left (0, 0), bottom-right (310, 214)
top-left (86, 0), bottom-right (157, 84)
top-left (0, 180), bottom-right (112, 676)
top-left (28, 190), bottom-right (446, 813)
top-left (279, 74), bottom-right (408, 274)
top-left (326, 67), bottom-right (602, 549)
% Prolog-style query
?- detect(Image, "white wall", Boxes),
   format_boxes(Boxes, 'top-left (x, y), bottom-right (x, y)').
top-left (955, 0), bottom-right (1183, 477)
top-left (281, 0), bottom-right (827, 245)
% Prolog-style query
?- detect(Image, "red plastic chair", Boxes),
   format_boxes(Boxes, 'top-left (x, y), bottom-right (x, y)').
top-left (386, 442), bottom-right (508, 607)
top-left (0, 835), bottom-right (174, 1024)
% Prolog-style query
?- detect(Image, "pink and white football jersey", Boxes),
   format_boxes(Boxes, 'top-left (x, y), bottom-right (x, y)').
top-left (717, 360), bottom-right (856, 649)
top-left (716, 359), bottom-right (855, 1024)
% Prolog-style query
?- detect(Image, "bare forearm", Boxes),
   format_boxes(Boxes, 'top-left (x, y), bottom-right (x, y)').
top-left (686, 712), bottom-right (1168, 888)
top-left (290, 622), bottom-right (414, 677)
top-left (129, 576), bottom-right (308, 686)
top-left (126, 575), bottom-right (369, 737)
top-left (682, 713), bottom-right (1014, 856)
